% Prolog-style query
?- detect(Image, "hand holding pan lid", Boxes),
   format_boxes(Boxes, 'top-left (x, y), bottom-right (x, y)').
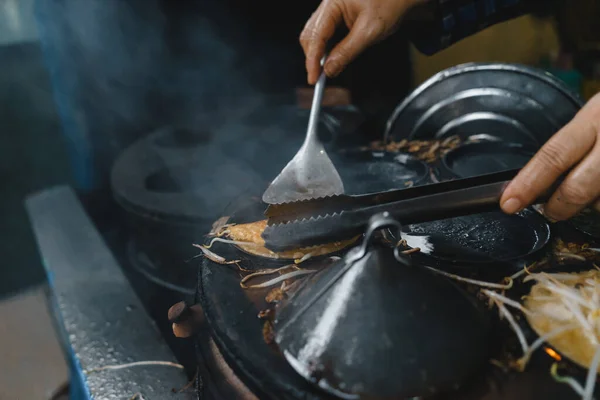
top-left (273, 212), bottom-right (491, 399)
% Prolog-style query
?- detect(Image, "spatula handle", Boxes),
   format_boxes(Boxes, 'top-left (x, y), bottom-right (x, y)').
top-left (305, 54), bottom-right (328, 143)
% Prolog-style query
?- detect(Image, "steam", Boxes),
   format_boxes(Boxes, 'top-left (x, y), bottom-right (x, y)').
top-left (35, 0), bottom-right (308, 200)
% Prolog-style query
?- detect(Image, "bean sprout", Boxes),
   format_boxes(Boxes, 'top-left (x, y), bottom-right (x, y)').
top-left (481, 290), bottom-right (533, 316)
top-left (240, 264), bottom-right (297, 288)
top-left (551, 363), bottom-right (585, 397)
top-left (517, 324), bottom-right (577, 367)
top-left (192, 244), bottom-right (240, 265)
top-left (583, 345), bottom-right (600, 400)
top-left (205, 237), bottom-right (260, 248)
top-left (295, 253), bottom-right (313, 264)
top-left (243, 269), bottom-right (317, 289)
top-left (427, 267), bottom-right (513, 290)
top-left (85, 361), bottom-right (184, 374)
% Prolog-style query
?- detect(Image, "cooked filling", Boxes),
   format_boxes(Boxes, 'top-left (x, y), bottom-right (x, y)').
top-left (225, 219), bottom-right (358, 259)
top-left (368, 136), bottom-right (461, 163)
top-left (524, 270), bottom-right (600, 371)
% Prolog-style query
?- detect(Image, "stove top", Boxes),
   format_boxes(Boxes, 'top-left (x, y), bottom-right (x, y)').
top-left (27, 63), bottom-right (600, 400)
top-left (194, 147), bottom-right (600, 400)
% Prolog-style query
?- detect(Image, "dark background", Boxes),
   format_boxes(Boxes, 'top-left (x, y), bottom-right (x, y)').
top-left (0, 42), bottom-right (71, 297)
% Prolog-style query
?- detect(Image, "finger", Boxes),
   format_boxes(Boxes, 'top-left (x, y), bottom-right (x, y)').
top-left (500, 107), bottom-right (599, 215)
top-left (543, 140), bottom-right (600, 220)
top-left (300, 1), bottom-right (342, 85)
top-left (324, 13), bottom-right (386, 78)
top-left (300, 11), bottom-right (324, 85)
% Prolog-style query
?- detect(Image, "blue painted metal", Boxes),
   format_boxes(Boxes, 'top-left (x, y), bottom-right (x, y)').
top-left (26, 186), bottom-right (194, 400)
top-left (43, 272), bottom-right (92, 400)
top-left (33, 0), bottom-right (95, 193)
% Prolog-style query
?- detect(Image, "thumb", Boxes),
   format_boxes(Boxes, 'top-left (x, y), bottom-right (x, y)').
top-left (324, 13), bottom-right (386, 78)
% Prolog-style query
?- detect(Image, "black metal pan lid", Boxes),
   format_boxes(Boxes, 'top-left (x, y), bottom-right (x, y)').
top-left (384, 63), bottom-right (583, 148)
top-left (274, 213), bottom-right (490, 399)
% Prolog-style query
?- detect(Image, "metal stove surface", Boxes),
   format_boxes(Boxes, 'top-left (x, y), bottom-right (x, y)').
top-left (25, 186), bottom-right (198, 400)
top-left (24, 183), bottom-right (327, 400)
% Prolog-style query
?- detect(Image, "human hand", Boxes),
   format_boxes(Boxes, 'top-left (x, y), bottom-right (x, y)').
top-left (501, 93), bottom-right (600, 220)
top-left (300, 0), bottom-right (426, 85)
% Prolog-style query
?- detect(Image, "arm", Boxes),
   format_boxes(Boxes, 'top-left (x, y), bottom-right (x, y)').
top-left (300, 0), bottom-right (553, 84)
top-left (407, 0), bottom-right (552, 55)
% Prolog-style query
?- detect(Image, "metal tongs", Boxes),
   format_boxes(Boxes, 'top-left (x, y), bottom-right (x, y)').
top-left (262, 167), bottom-right (560, 252)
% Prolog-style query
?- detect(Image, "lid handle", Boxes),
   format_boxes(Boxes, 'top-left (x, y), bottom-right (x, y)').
top-left (345, 212), bottom-right (403, 264)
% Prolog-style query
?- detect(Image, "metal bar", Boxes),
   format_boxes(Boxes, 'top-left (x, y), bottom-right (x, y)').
top-left (25, 186), bottom-right (195, 400)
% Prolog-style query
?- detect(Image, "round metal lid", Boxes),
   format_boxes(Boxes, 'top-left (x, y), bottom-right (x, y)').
top-left (111, 107), bottom-right (346, 222)
top-left (385, 63), bottom-right (583, 147)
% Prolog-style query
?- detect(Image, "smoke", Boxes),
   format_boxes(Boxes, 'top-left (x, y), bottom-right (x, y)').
top-left (34, 0), bottom-right (309, 197)
top-left (35, 0), bottom-right (169, 191)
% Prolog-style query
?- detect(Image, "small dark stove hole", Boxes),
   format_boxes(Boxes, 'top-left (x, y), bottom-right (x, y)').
top-left (318, 128), bottom-right (333, 143)
top-left (334, 150), bottom-right (429, 195)
top-left (442, 142), bottom-right (535, 178)
top-left (153, 128), bottom-right (211, 148)
top-left (145, 169), bottom-right (182, 193)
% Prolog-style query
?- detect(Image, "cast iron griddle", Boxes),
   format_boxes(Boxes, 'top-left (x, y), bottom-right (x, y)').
top-left (199, 261), bottom-right (336, 400)
top-left (195, 63), bottom-right (591, 399)
top-left (194, 149), bottom-right (547, 399)
top-left (195, 176), bottom-right (595, 399)
top-left (440, 142), bottom-right (535, 179)
top-left (402, 209), bottom-right (550, 265)
top-left (197, 242), bottom-right (593, 400)
top-left (197, 210), bottom-right (600, 400)
top-left (569, 208), bottom-right (600, 240)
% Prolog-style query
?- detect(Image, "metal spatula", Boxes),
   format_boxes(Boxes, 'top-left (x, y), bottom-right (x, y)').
top-left (262, 55), bottom-right (344, 204)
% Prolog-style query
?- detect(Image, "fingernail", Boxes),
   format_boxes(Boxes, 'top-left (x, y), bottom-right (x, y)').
top-left (501, 198), bottom-right (522, 214)
top-left (543, 206), bottom-right (565, 222)
top-left (324, 60), bottom-right (339, 77)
